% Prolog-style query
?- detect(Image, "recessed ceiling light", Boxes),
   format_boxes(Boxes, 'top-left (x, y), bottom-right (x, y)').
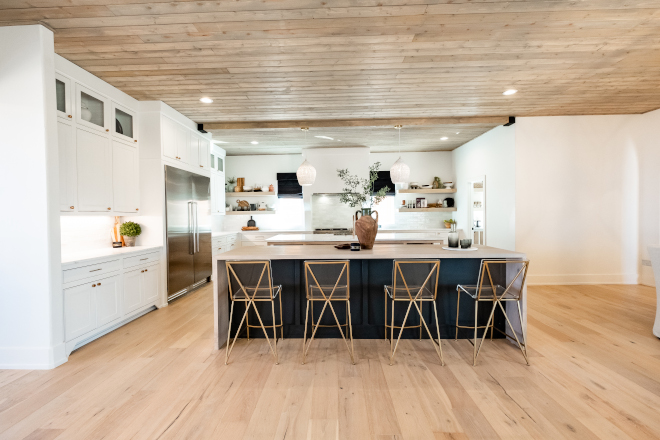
top-left (503, 89), bottom-right (518, 96)
top-left (441, 137), bottom-right (448, 141)
top-left (251, 141), bottom-right (259, 145)
top-left (314, 135), bottom-right (334, 140)
top-left (200, 97), bottom-right (213, 103)
top-left (456, 132), bottom-right (460, 134)
top-left (212, 140), bottom-right (228, 144)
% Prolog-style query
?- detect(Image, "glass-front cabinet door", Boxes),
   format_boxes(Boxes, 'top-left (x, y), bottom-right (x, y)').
top-left (112, 102), bottom-right (137, 144)
top-left (217, 156), bottom-right (224, 173)
top-left (55, 73), bottom-right (72, 120)
top-left (76, 83), bottom-right (109, 133)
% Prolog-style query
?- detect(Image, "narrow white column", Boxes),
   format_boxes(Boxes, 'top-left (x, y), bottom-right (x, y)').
top-left (0, 25), bottom-right (64, 369)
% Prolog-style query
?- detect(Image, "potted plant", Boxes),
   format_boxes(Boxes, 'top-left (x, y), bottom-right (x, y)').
top-left (119, 221), bottom-right (142, 247)
top-left (226, 176), bottom-right (236, 192)
top-left (337, 162), bottom-right (389, 249)
top-left (444, 219), bottom-right (456, 229)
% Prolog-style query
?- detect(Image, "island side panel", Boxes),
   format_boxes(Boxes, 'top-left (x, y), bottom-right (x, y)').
top-left (215, 259), bottom-right (229, 350)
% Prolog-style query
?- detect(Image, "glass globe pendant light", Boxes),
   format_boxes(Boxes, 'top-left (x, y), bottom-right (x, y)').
top-left (296, 127), bottom-right (316, 186)
top-left (390, 125), bottom-right (410, 184)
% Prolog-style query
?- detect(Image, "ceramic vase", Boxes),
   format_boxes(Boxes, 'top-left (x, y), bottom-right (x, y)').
top-left (355, 210), bottom-right (378, 249)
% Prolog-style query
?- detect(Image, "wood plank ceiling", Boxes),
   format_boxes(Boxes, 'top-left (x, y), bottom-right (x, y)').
top-left (3, 0), bottom-right (660, 153)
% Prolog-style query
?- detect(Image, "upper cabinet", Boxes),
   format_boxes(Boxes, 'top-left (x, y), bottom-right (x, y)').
top-left (58, 120), bottom-right (77, 212)
top-left (161, 115), bottom-right (212, 173)
top-left (55, 73), bottom-right (73, 120)
top-left (198, 138), bottom-right (210, 170)
top-left (112, 141), bottom-right (140, 213)
top-left (112, 102), bottom-right (138, 145)
top-left (76, 128), bottom-right (113, 212)
top-left (76, 83), bottom-right (110, 133)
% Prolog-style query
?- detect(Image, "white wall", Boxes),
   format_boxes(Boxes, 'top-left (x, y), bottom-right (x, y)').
top-left (515, 114), bottom-right (660, 285)
top-left (0, 25), bottom-right (65, 369)
top-left (452, 125), bottom-right (516, 251)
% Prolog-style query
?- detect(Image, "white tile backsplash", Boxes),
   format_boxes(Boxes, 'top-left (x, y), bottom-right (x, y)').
top-left (60, 216), bottom-right (117, 253)
top-left (311, 195), bottom-right (356, 229)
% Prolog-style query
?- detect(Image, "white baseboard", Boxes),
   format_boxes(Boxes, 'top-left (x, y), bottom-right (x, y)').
top-left (527, 272), bottom-right (638, 285)
top-left (0, 342), bottom-right (67, 370)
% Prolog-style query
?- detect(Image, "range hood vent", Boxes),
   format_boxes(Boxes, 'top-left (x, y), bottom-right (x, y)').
top-left (276, 172), bottom-right (302, 199)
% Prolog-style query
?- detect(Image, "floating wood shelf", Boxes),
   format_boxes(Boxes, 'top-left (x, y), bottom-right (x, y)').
top-left (226, 211), bottom-right (276, 215)
top-left (398, 207), bottom-right (457, 212)
top-left (398, 188), bottom-right (456, 194)
top-left (227, 192), bottom-right (277, 196)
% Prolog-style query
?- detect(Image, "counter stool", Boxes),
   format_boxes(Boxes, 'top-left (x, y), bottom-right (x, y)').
top-left (455, 259), bottom-right (530, 366)
top-left (225, 260), bottom-right (283, 365)
top-left (385, 260), bottom-right (444, 366)
top-left (302, 260), bottom-right (355, 364)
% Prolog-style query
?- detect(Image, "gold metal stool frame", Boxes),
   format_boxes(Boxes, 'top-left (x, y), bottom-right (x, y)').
top-left (225, 260), bottom-right (283, 365)
top-left (302, 260), bottom-right (355, 365)
top-left (455, 259), bottom-right (530, 366)
top-left (385, 260), bottom-right (444, 366)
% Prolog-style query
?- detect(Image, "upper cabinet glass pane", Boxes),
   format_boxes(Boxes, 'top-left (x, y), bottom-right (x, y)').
top-left (56, 79), bottom-right (66, 113)
top-left (80, 91), bottom-right (104, 128)
top-left (115, 108), bottom-right (133, 138)
top-left (211, 154), bottom-right (216, 169)
top-left (217, 157), bottom-right (224, 172)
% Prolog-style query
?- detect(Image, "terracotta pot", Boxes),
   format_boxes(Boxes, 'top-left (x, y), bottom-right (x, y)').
top-left (355, 210), bottom-right (378, 249)
top-left (123, 236), bottom-right (136, 247)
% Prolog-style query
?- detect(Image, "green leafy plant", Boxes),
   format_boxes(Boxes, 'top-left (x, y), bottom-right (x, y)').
top-left (444, 219), bottom-right (456, 224)
top-left (337, 162), bottom-right (389, 209)
top-left (119, 221), bottom-right (142, 237)
top-left (226, 176), bottom-right (236, 185)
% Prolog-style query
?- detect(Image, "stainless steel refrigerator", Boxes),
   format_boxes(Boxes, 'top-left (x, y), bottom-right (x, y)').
top-left (165, 165), bottom-right (212, 300)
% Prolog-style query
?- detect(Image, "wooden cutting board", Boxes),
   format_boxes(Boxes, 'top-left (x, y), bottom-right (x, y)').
top-left (241, 226), bottom-right (259, 231)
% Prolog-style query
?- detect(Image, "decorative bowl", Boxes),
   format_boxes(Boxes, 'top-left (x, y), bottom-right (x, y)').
top-left (443, 182), bottom-right (454, 189)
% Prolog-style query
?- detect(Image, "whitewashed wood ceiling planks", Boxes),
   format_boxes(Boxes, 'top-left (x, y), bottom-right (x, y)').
top-left (2, 0), bottom-right (660, 153)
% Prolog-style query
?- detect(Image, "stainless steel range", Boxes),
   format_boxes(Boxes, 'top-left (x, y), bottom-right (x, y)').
top-left (313, 228), bottom-right (353, 235)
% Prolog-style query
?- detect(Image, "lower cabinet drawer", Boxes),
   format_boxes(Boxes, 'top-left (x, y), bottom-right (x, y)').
top-left (63, 259), bottom-right (121, 285)
top-left (123, 251), bottom-right (160, 269)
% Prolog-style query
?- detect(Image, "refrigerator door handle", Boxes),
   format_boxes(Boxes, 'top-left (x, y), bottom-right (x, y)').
top-left (194, 202), bottom-right (200, 253)
top-left (188, 201), bottom-right (194, 255)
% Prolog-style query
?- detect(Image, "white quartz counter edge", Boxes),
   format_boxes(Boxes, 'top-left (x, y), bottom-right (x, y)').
top-left (214, 244), bottom-right (524, 260)
top-left (62, 245), bottom-right (163, 268)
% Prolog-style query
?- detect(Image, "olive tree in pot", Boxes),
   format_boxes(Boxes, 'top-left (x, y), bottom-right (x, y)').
top-left (120, 221), bottom-right (142, 247)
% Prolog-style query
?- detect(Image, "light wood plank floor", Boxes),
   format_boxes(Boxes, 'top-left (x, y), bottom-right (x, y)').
top-left (1, 283), bottom-right (659, 440)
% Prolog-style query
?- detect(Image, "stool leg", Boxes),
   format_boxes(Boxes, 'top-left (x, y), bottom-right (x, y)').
top-left (455, 288), bottom-right (461, 340)
top-left (225, 300), bottom-right (235, 365)
top-left (433, 300), bottom-right (445, 366)
top-left (384, 289), bottom-right (388, 341)
top-left (347, 299), bottom-right (355, 365)
top-left (246, 303), bottom-right (250, 341)
top-left (279, 290), bottom-right (284, 341)
top-left (419, 301), bottom-right (423, 341)
top-left (390, 299), bottom-right (395, 360)
top-left (473, 300), bottom-right (479, 366)
top-left (302, 298), bottom-right (310, 364)
top-left (270, 298), bottom-right (278, 364)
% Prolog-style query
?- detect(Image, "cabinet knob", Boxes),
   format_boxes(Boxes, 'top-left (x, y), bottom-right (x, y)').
top-left (98, 282), bottom-right (101, 286)
top-left (136, 208), bottom-right (139, 211)
top-left (145, 269), bottom-right (148, 272)
top-left (68, 115), bottom-right (72, 118)
top-left (107, 207), bottom-right (111, 210)
top-left (106, 129), bottom-right (109, 132)
top-left (200, 165), bottom-right (203, 168)
top-left (92, 284), bottom-right (96, 287)
top-left (141, 270), bottom-right (144, 273)
top-left (134, 140), bottom-right (137, 143)
top-left (70, 206), bottom-right (74, 209)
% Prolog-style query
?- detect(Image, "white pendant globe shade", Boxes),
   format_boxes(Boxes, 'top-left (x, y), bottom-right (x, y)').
top-left (390, 157), bottom-right (410, 184)
top-left (297, 159), bottom-right (316, 186)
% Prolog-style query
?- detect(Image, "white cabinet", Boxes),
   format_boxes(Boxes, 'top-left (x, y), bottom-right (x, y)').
top-left (76, 128), bottom-right (113, 212)
top-left (112, 102), bottom-right (138, 144)
top-left (64, 282), bottom-right (96, 341)
top-left (189, 134), bottom-right (200, 168)
top-left (64, 274), bottom-right (121, 341)
top-left (112, 141), bottom-right (140, 213)
top-left (162, 116), bottom-right (192, 164)
top-left (198, 138), bottom-right (210, 170)
top-left (123, 263), bottom-right (159, 314)
top-left (58, 120), bottom-right (77, 212)
top-left (95, 275), bottom-right (121, 327)
top-left (55, 73), bottom-right (73, 120)
top-left (76, 83), bottom-right (110, 134)
top-left (211, 173), bottom-right (226, 215)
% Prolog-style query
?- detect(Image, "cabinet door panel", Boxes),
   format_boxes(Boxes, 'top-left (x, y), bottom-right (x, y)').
top-left (112, 102), bottom-right (137, 144)
top-left (162, 117), bottom-right (177, 160)
top-left (189, 134), bottom-right (200, 168)
top-left (64, 283), bottom-right (96, 341)
top-left (176, 125), bottom-right (189, 164)
top-left (58, 120), bottom-right (77, 212)
top-left (76, 128), bottom-right (113, 212)
top-left (142, 264), bottom-right (159, 304)
top-left (112, 141), bottom-right (140, 213)
top-left (123, 269), bottom-right (142, 314)
top-left (76, 83), bottom-right (109, 133)
top-left (198, 139), bottom-right (210, 169)
top-left (55, 73), bottom-right (72, 120)
top-left (96, 275), bottom-right (121, 327)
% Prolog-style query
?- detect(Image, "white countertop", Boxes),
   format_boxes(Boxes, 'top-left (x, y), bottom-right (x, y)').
top-left (61, 245), bottom-right (162, 267)
top-left (215, 244), bottom-right (524, 261)
top-left (266, 233), bottom-right (446, 243)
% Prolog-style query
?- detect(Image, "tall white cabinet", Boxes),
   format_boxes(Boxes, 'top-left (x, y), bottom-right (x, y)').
top-left (55, 68), bottom-right (140, 215)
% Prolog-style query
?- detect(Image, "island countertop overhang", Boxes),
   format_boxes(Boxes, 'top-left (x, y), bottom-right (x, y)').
top-left (214, 244), bottom-right (525, 261)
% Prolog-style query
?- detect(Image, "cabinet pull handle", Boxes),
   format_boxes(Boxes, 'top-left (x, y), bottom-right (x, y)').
top-left (90, 268), bottom-right (102, 272)
top-left (107, 207), bottom-right (111, 210)
top-left (70, 206), bottom-right (74, 209)
top-left (141, 270), bottom-right (144, 273)
top-left (92, 284), bottom-right (96, 287)
top-left (97, 282), bottom-right (101, 286)
top-left (106, 129), bottom-right (109, 132)
top-left (144, 269), bottom-right (148, 272)
top-left (68, 115), bottom-right (72, 118)
top-left (134, 140), bottom-right (137, 143)
top-left (140, 258), bottom-right (148, 261)
top-left (136, 208), bottom-right (139, 211)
